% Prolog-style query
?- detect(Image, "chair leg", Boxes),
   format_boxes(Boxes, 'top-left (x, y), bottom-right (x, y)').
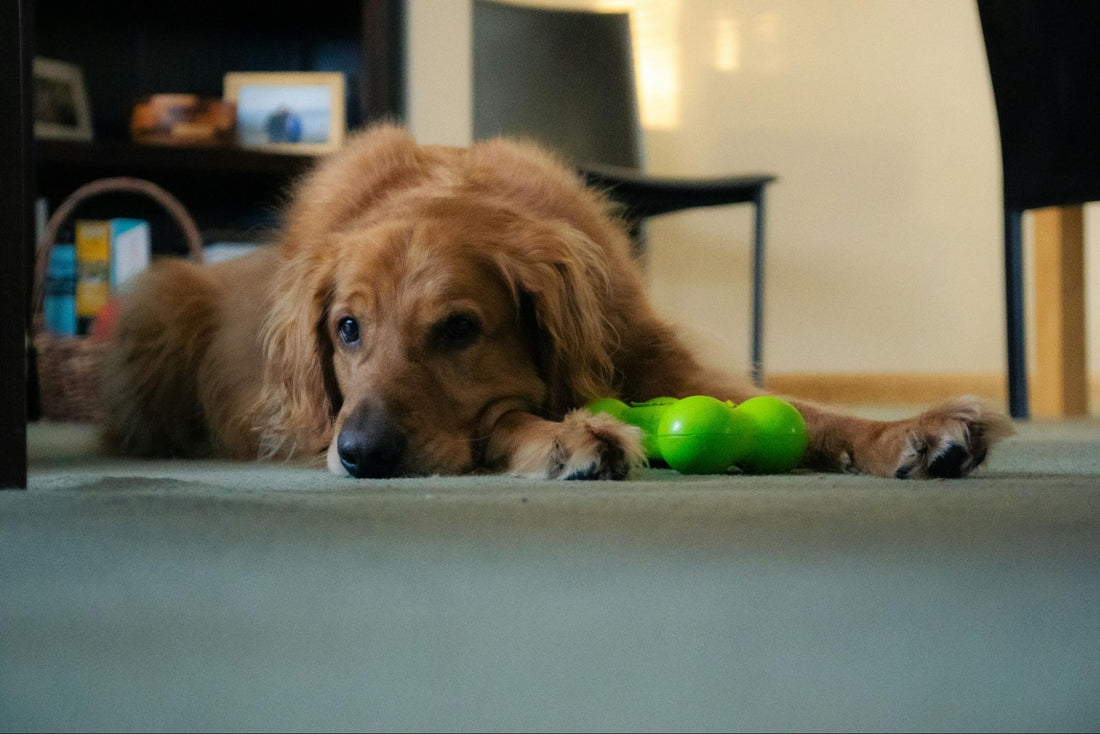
top-left (1032, 205), bottom-right (1088, 417)
top-left (750, 187), bottom-right (766, 387)
top-left (1005, 207), bottom-right (1028, 419)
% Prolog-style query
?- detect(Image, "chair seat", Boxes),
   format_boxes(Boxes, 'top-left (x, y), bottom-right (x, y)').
top-left (579, 164), bottom-right (776, 220)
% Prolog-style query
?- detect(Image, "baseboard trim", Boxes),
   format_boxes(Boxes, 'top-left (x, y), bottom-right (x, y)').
top-left (763, 373), bottom-right (1100, 411)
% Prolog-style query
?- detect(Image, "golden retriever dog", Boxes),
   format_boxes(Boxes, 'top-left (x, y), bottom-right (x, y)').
top-left (101, 124), bottom-right (1012, 479)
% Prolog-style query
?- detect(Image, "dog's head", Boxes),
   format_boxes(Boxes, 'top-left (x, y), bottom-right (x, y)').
top-left (256, 126), bottom-right (633, 477)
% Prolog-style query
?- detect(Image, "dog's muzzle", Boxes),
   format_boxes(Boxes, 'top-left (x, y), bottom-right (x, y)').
top-left (335, 402), bottom-right (408, 478)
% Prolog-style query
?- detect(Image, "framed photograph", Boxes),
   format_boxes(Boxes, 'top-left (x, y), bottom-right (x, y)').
top-left (33, 57), bottom-right (93, 141)
top-left (223, 72), bottom-right (346, 155)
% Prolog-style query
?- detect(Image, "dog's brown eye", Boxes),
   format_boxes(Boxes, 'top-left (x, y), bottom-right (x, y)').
top-left (336, 317), bottom-right (360, 345)
top-left (433, 313), bottom-right (481, 351)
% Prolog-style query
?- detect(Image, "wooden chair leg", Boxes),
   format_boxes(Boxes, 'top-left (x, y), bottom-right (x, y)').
top-left (1032, 205), bottom-right (1088, 417)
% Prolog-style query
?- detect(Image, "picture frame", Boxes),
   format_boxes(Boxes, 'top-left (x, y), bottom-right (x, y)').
top-left (223, 72), bottom-right (346, 155)
top-left (33, 57), bottom-right (93, 142)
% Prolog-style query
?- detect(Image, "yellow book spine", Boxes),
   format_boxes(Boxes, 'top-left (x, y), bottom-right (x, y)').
top-left (75, 220), bottom-right (111, 321)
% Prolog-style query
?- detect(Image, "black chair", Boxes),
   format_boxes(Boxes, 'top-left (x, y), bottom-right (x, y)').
top-left (977, 0), bottom-right (1100, 419)
top-left (472, 0), bottom-right (776, 385)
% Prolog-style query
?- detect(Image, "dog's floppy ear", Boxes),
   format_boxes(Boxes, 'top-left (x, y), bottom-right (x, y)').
top-left (486, 219), bottom-right (618, 414)
top-left (255, 248), bottom-right (338, 458)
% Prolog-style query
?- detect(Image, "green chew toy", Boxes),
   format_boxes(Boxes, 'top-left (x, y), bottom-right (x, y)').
top-left (587, 395), bottom-right (808, 475)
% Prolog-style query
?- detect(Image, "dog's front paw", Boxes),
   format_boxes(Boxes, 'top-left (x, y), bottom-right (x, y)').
top-left (552, 410), bottom-right (646, 480)
top-left (499, 409), bottom-right (646, 480)
top-left (858, 397), bottom-right (1014, 479)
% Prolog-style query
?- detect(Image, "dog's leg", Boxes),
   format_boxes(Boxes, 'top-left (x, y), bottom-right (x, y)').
top-left (100, 260), bottom-right (218, 458)
top-left (484, 410), bottom-right (646, 480)
top-left (790, 396), bottom-right (1014, 478)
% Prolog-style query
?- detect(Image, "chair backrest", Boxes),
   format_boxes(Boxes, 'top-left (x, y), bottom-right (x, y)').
top-left (977, 0), bottom-right (1100, 210)
top-left (472, 0), bottom-right (642, 169)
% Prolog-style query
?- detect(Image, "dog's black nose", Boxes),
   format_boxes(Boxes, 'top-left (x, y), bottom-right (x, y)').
top-left (336, 404), bottom-right (407, 478)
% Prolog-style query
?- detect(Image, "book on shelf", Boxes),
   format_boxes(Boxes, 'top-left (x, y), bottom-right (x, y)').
top-left (75, 220), bottom-right (110, 334)
top-left (44, 243), bottom-right (77, 336)
top-left (108, 219), bottom-right (152, 288)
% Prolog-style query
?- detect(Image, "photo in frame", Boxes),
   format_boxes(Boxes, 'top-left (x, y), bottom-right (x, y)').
top-left (223, 72), bottom-right (346, 155)
top-left (33, 57), bottom-right (93, 141)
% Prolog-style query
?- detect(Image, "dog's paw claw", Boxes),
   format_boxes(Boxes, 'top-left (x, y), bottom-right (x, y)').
top-left (884, 397), bottom-right (1014, 480)
top-left (562, 444), bottom-right (631, 480)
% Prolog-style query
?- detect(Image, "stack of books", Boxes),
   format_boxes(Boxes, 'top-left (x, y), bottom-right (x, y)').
top-left (44, 218), bottom-right (150, 336)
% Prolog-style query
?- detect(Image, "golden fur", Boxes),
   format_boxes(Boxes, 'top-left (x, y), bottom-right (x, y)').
top-left (101, 124), bottom-right (1013, 479)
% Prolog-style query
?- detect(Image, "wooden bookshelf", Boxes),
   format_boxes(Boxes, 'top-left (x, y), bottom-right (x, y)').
top-left (32, 0), bottom-right (404, 250)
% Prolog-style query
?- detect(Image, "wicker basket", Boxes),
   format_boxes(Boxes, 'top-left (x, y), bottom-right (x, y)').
top-left (32, 177), bottom-right (204, 423)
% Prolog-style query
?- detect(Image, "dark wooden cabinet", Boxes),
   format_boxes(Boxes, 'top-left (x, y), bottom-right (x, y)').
top-left (1, 0), bottom-right (32, 488)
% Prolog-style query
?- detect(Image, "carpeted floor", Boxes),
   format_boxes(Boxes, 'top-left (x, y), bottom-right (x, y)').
top-left (2, 417), bottom-right (1099, 732)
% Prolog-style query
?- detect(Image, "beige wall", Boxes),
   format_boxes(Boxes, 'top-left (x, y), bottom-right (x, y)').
top-left (406, 0), bottom-right (472, 145)
top-left (406, 0), bottom-right (1098, 383)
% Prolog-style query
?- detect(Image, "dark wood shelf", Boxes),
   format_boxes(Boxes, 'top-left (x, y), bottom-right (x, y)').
top-left (34, 140), bottom-right (321, 253)
top-left (37, 139), bottom-right (318, 179)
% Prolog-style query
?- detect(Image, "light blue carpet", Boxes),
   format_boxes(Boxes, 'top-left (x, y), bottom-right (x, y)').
top-left (2, 420), bottom-right (1098, 732)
